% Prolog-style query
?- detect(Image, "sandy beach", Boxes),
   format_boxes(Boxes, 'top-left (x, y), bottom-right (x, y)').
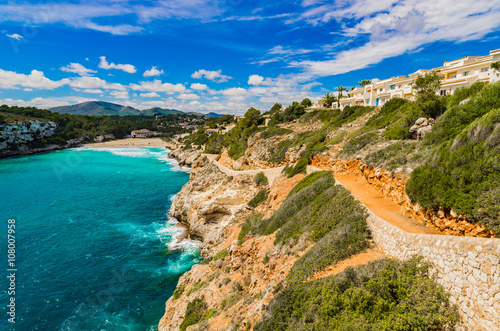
top-left (83, 138), bottom-right (169, 148)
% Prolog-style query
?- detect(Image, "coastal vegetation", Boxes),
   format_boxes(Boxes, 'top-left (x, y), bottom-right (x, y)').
top-left (255, 257), bottom-right (459, 330)
top-left (240, 171), bottom-right (371, 284)
top-left (177, 80), bottom-right (500, 236)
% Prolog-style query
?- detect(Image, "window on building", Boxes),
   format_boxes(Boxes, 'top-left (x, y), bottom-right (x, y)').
top-left (398, 85), bottom-right (402, 88)
top-left (390, 84), bottom-right (395, 90)
top-left (463, 71), bottom-right (469, 76)
top-left (481, 67), bottom-right (489, 72)
top-left (440, 90), bottom-right (447, 96)
top-left (449, 74), bottom-right (457, 79)
top-left (379, 88), bottom-right (383, 92)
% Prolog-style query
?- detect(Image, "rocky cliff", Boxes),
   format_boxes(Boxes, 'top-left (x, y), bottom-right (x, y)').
top-left (169, 156), bottom-right (260, 258)
top-left (0, 120), bottom-right (57, 156)
top-left (160, 158), bottom-right (306, 330)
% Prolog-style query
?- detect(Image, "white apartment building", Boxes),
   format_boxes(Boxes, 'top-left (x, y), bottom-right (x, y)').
top-left (337, 48), bottom-right (500, 109)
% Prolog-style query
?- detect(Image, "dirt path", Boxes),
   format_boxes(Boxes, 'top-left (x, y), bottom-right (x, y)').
top-left (209, 159), bottom-right (320, 186)
top-left (335, 173), bottom-right (440, 235)
top-left (210, 157), bottom-right (435, 235)
top-left (308, 248), bottom-right (386, 282)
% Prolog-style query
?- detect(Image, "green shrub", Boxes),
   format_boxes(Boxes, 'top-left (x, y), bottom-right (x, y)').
top-left (424, 82), bottom-right (500, 145)
top-left (341, 132), bottom-right (379, 156)
top-left (259, 127), bottom-right (293, 139)
top-left (365, 141), bottom-right (418, 170)
top-left (180, 297), bottom-right (207, 331)
top-left (213, 248), bottom-right (229, 261)
top-left (248, 190), bottom-right (268, 208)
top-left (262, 252), bottom-right (270, 264)
top-left (286, 157), bottom-right (308, 177)
top-left (254, 172), bottom-right (268, 186)
top-left (281, 183), bottom-right (370, 284)
top-left (239, 212), bottom-right (263, 242)
top-left (267, 139), bottom-right (292, 164)
top-left (328, 130), bottom-right (347, 145)
top-left (447, 82), bottom-right (485, 107)
top-left (186, 281), bottom-right (206, 296)
top-left (384, 102), bottom-right (426, 140)
top-left (204, 133), bottom-right (225, 154)
top-left (255, 257), bottom-right (459, 331)
top-left (203, 309), bottom-right (218, 320)
top-left (240, 171), bottom-right (371, 283)
top-left (221, 294), bottom-right (241, 310)
top-left (173, 285), bottom-right (185, 300)
top-left (407, 106), bottom-right (500, 235)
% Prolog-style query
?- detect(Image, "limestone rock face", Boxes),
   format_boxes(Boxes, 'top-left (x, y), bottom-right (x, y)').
top-left (0, 121), bottom-right (57, 150)
top-left (168, 148), bottom-right (201, 167)
top-left (170, 161), bottom-right (259, 257)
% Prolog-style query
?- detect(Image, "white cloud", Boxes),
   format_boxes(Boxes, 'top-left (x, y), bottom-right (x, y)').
top-left (190, 83), bottom-right (210, 91)
top-left (0, 2), bottom-right (225, 35)
top-left (287, 0), bottom-right (500, 79)
top-left (268, 45), bottom-right (313, 56)
top-left (5, 33), bottom-right (23, 40)
top-left (82, 89), bottom-right (103, 94)
top-left (110, 90), bottom-right (129, 99)
top-left (248, 75), bottom-right (264, 85)
top-left (98, 56), bottom-right (137, 73)
top-left (221, 87), bottom-right (249, 96)
top-left (177, 93), bottom-right (200, 100)
top-left (130, 79), bottom-right (186, 94)
top-left (143, 66), bottom-right (164, 77)
top-left (140, 92), bottom-right (160, 98)
top-left (0, 69), bottom-right (69, 90)
top-left (60, 63), bottom-right (97, 76)
top-left (222, 13), bottom-right (293, 21)
top-left (191, 69), bottom-right (231, 83)
top-left (70, 76), bottom-right (126, 91)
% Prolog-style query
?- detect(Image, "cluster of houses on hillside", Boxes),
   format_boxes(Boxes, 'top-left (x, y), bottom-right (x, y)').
top-left (312, 48), bottom-right (500, 110)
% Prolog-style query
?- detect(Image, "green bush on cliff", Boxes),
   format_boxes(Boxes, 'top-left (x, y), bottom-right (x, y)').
top-left (173, 285), bottom-right (185, 300)
top-left (340, 132), bottom-right (380, 157)
top-left (407, 106), bottom-right (500, 234)
top-left (406, 83), bottom-right (500, 235)
top-left (180, 297), bottom-right (207, 331)
top-left (248, 190), bottom-right (268, 208)
top-left (213, 248), bottom-right (229, 261)
top-left (365, 140), bottom-right (419, 170)
top-left (255, 257), bottom-right (459, 331)
top-left (259, 127), bottom-right (293, 139)
top-left (254, 172), bottom-right (268, 186)
top-left (286, 157), bottom-right (308, 177)
top-left (241, 171), bottom-right (371, 283)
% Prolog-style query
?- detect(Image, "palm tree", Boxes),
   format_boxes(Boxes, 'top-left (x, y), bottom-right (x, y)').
top-left (322, 92), bottom-right (336, 108)
top-left (358, 79), bottom-right (372, 87)
top-left (336, 86), bottom-right (347, 108)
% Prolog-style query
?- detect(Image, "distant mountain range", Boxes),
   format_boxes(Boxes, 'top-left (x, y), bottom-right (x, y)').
top-left (49, 101), bottom-right (222, 117)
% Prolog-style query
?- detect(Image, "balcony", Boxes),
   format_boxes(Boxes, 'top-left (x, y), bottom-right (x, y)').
top-left (478, 71), bottom-right (490, 80)
top-left (403, 87), bottom-right (413, 94)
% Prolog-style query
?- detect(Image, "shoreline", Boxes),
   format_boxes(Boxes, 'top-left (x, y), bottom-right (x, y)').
top-left (83, 137), bottom-right (169, 148)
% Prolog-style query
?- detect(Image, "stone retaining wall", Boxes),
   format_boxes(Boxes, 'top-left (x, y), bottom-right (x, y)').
top-left (363, 205), bottom-right (500, 330)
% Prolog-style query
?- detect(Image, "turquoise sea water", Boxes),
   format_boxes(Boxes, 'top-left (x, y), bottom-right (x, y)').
top-left (0, 147), bottom-right (200, 330)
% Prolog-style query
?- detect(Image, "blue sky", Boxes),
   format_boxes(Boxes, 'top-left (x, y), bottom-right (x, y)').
top-left (0, 0), bottom-right (499, 115)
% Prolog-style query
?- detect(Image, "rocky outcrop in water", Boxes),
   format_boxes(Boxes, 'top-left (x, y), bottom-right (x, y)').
top-left (168, 148), bottom-right (202, 167)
